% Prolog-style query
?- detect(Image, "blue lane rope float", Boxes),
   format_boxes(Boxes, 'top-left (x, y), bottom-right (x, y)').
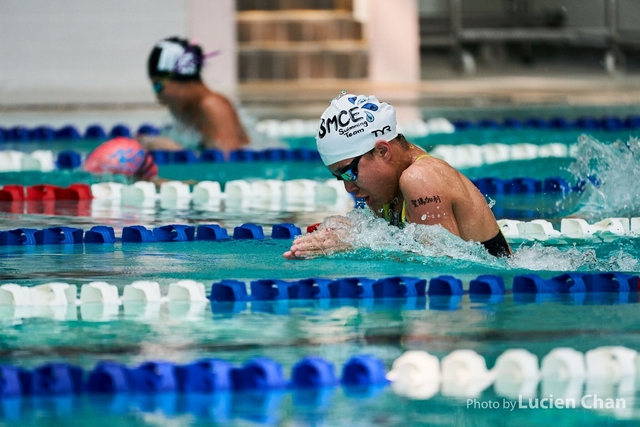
top-left (0, 228), bottom-right (39, 245)
top-left (121, 225), bottom-right (157, 243)
top-left (471, 176), bottom-right (573, 195)
top-left (291, 357), bottom-right (337, 388)
top-left (196, 224), bottom-right (230, 240)
top-left (468, 275), bottom-right (505, 295)
top-left (56, 151), bottom-right (82, 169)
top-left (0, 223), bottom-right (307, 247)
top-left (84, 226), bottom-right (116, 244)
top-left (210, 280), bottom-right (250, 302)
top-left (152, 224), bottom-right (196, 242)
top-left (176, 359), bottom-right (234, 393)
top-left (271, 223), bottom-right (302, 239)
top-left (233, 223), bottom-right (265, 240)
top-left (30, 126), bottom-right (55, 141)
top-left (55, 125), bottom-right (82, 141)
top-left (85, 124), bottom-right (107, 139)
top-left (109, 124), bottom-right (132, 139)
top-left (250, 279), bottom-right (299, 300)
top-left (1, 215), bottom-right (640, 249)
top-left (513, 272), bottom-right (638, 294)
top-left (204, 273), bottom-right (638, 303)
top-left (341, 355), bottom-right (388, 387)
top-left (137, 124), bottom-right (161, 136)
top-left (0, 354), bottom-right (387, 398)
top-left (34, 226), bottom-right (84, 245)
top-left (427, 276), bottom-right (464, 296)
top-left (452, 115), bottom-right (640, 131)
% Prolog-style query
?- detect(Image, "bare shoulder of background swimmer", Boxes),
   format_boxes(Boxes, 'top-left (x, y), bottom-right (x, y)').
top-left (137, 135), bottom-right (185, 151)
top-left (401, 156), bottom-right (500, 243)
top-left (198, 93), bottom-right (250, 151)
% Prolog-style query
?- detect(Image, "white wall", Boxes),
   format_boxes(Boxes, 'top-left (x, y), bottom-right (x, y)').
top-left (0, 0), bottom-right (237, 106)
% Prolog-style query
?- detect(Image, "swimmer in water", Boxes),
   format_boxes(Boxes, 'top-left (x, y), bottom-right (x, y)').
top-left (284, 92), bottom-right (512, 259)
top-left (141, 36), bottom-right (249, 155)
top-left (83, 137), bottom-right (158, 181)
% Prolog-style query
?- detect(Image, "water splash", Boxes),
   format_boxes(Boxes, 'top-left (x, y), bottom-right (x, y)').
top-left (506, 243), bottom-right (640, 272)
top-left (569, 134), bottom-right (640, 220)
top-left (506, 244), bottom-right (599, 271)
top-left (318, 210), bottom-right (639, 272)
top-left (323, 210), bottom-right (501, 266)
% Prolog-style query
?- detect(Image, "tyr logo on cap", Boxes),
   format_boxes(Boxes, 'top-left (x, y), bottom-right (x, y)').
top-left (371, 125), bottom-right (392, 137)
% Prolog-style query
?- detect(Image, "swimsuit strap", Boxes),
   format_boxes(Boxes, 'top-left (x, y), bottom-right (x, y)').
top-left (415, 153), bottom-right (430, 161)
top-left (382, 201), bottom-right (404, 227)
top-left (382, 203), bottom-right (390, 220)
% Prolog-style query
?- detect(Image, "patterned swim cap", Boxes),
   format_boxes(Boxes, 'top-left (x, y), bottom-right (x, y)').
top-left (148, 37), bottom-right (203, 82)
top-left (83, 137), bottom-right (158, 180)
top-left (316, 93), bottom-right (398, 166)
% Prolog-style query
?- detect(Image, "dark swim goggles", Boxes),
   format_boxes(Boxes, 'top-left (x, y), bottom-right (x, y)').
top-left (152, 80), bottom-right (166, 94)
top-left (333, 154), bottom-right (364, 182)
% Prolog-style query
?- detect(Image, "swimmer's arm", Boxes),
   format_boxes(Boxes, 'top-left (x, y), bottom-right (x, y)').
top-left (200, 97), bottom-right (249, 152)
top-left (400, 168), bottom-right (460, 236)
top-left (137, 135), bottom-right (185, 151)
top-left (283, 217), bottom-right (353, 260)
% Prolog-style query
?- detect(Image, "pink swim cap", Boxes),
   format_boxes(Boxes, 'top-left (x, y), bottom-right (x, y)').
top-left (84, 137), bottom-right (158, 180)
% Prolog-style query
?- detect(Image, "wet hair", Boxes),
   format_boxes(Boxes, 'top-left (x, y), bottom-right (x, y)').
top-left (147, 36), bottom-right (203, 82)
top-left (392, 133), bottom-right (411, 148)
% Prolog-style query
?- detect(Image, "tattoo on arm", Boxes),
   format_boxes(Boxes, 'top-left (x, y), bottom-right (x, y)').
top-left (410, 195), bottom-right (442, 208)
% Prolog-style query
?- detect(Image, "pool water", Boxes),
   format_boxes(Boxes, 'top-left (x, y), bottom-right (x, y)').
top-left (1, 124), bottom-right (640, 426)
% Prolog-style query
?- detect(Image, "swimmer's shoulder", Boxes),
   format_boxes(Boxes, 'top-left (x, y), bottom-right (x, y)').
top-left (399, 154), bottom-right (455, 193)
top-left (201, 90), bottom-right (234, 110)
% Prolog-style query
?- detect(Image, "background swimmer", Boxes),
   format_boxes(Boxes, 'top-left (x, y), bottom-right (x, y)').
top-left (142, 36), bottom-right (249, 155)
top-left (83, 137), bottom-right (158, 181)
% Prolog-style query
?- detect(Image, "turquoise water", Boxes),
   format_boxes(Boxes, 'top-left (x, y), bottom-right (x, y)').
top-left (2, 127), bottom-right (640, 425)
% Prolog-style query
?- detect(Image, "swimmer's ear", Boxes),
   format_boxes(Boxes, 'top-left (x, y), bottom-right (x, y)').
top-left (373, 140), bottom-right (391, 159)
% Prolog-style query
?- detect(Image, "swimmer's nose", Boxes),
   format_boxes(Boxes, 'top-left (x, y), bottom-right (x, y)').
top-left (344, 181), bottom-right (359, 192)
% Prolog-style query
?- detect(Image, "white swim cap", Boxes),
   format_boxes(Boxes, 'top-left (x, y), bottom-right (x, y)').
top-left (316, 93), bottom-right (398, 166)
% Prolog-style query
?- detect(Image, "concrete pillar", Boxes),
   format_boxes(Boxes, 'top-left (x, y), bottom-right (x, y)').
top-left (186, 0), bottom-right (238, 100)
top-left (363, 0), bottom-right (421, 84)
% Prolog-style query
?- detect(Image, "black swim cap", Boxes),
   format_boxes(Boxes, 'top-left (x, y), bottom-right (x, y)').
top-left (147, 37), bottom-right (203, 81)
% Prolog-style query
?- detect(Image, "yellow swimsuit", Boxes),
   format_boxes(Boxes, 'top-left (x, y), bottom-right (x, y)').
top-left (382, 153), bottom-right (430, 227)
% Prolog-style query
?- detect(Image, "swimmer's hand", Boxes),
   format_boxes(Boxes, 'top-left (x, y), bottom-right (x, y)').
top-left (283, 217), bottom-right (353, 260)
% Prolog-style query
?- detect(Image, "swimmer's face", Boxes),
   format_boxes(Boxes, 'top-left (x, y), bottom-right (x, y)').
top-left (150, 78), bottom-right (179, 105)
top-left (329, 144), bottom-right (397, 211)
